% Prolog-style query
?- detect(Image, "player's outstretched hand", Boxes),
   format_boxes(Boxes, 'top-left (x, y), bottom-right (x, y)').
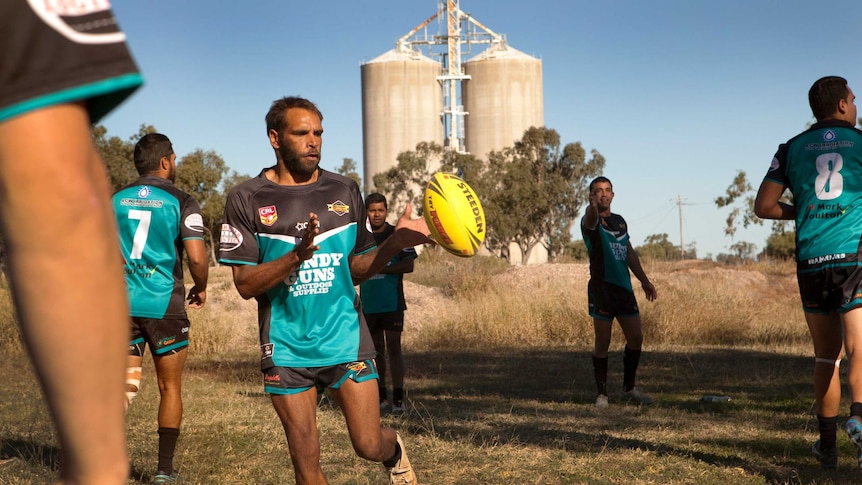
top-left (186, 286), bottom-right (206, 309)
top-left (393, 203), bottom-right (436, 249)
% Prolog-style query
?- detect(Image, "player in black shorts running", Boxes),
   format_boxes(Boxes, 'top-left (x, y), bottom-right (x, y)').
top-left (581, 176), bottom-right (657, 408)
top-left (0, 2), bottom-right (142, 484)
top-left (219, 96), bottom-right (432, 484)
top-left (755, 76), bottom-right (862, 470)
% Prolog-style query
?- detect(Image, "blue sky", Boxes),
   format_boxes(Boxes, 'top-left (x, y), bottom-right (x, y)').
top-left (104, 0), bottom-right (862, 259)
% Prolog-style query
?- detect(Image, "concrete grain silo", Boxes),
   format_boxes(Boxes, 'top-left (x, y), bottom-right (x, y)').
top-left (360, 49), bottom-right (442, 195)
top-left (462, 45), bottom-right (544, 161)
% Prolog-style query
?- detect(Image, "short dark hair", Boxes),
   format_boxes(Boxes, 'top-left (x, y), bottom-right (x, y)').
top-left (133, 133), bottom-right (173, 175)
top-left (588, 176), bottom-right (612, 192)
top-left (809, 76), bottom-right (849, 121)
top-left (265, 96), bottom-right (323, 135)
top-left (365, 192), bottom-right (387, 209)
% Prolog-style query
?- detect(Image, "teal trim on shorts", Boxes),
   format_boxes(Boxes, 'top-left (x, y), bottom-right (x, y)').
top-left (0, 73), bottom-right (143, 123)
top-left (331, 359), bottom-right (379, 390)
top-left (266, 385), bottom-right (313, 396)
top-left (129, 337), bottom-right (145, 346)
top-left (152, 340), bottom-right (189, 356)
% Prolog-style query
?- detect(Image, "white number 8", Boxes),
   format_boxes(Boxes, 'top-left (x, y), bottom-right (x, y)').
top-left (815, 153), bottom-right (844, 200)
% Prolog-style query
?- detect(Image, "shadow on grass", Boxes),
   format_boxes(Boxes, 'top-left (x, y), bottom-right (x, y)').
top-left (182, 345), bottom-right (844, 483)
top-left (0, 438), bottom-right (59, 471)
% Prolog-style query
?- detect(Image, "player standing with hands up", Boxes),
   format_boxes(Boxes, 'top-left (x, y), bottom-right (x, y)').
top-left (581, 176), bottom-right (657, 408)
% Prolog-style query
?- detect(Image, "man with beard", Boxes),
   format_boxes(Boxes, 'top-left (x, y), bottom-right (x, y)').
top-left (219, 96), bottom-right (430, 484)
top-left (113, 133), bottom-right (208, 483)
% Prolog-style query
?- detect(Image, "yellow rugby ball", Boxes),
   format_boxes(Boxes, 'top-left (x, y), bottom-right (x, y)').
top-left (423, 172), bottom-right (486, 257)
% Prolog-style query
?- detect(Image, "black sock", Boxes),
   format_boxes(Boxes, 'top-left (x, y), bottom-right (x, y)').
top-left (592, 356), bottom-right (608, 396)
top-left (157, 427), bottom-right (180, 474)
top-left (382, 441), bottom-right (401, 468)
top-left (623, 346), bottom-right (641, 392)
top-left (851, 402), bottom-right (862, 418)
top-left (393, 388), bottom-right (404, 405)
top-left (818, 415), bottom-right (839, 449)
top-left (379, 387), bottom-right (387, 402)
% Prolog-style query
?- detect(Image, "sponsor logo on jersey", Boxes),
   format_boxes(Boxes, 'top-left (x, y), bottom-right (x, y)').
top-left (219, 224), bottom-right (243, 252)
top-left (137, 186), bottom-right (151, 198)
top-left (286, 253), bottom-right (345, 297)
top-left (184, 213), bottom-right (204, 232)
top-left (823, 129), bottom-right (836, 142)
top-left (260, 343), bottom-right (274, 361)
top-left (327, 200), bottom-right (350, 216)
top-left (805, 202), bottom-right (847, 220)
top-left (28, 0), bottom-right (128, 45)
top-left (259, 205), bottom-right (278, 226)
top-left (769, 156), bottom-right (780, 171)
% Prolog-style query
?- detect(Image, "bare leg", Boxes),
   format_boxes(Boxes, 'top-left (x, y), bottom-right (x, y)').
top-left (271, 390), bottom-right (328, 485)
top-left (0, 103), bottom-right (130, 485)
top-left (331, 378), bottom-right (396, 461)
top-left (807, 312), bottom-right (843, 417)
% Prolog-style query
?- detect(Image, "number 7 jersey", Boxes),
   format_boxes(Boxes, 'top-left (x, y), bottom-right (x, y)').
top-left (113, 175), bottom-right (205, 318)
top-left (764, 119), bottom-right (862, 265)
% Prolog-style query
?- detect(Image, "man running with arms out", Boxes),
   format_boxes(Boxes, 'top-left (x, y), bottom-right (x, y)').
top-left (219, 96), bottom-right (430, 484)
top-left (0, 2), bottom-right (142, 484)
top-left (581, 176), bottom-right (657, 408)
top-left (755, 75), bottom-right (862, 470)
top-left (360, 193), bottom-right (418, 413)
top-left (113, 133), bottom-right (209, 484)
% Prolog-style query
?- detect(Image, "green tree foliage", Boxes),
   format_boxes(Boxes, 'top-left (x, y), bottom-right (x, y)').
top-left (715, 169), bottom-right (795, 258)
top-left (336, 157), bottom-right (362, 188)
top-left (763, 229), bottom-right (795, 260)
top-left (93, 124), bottom-right (156, 192)
top-left (635, 233), bottom-right (697, 261)
top-left (714, 170), bottom-right (762, 239)
top-left (482, 127), bottom-right (605, 263)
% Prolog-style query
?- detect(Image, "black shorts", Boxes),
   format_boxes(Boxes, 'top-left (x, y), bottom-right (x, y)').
top-left (797, 265), bottom-right (862, 314)
top-left (0, 1), bottom-right (142, 123)
top-left (365, 311), bottom-right (405, 333)
top-left (588, 280), bottom-right (639, 321)
top-left (263, 360), bottom-right (379, 395)
top-left (129, 317), bottom-right (190, 357)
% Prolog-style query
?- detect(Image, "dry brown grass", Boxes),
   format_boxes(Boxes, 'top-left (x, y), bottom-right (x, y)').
top-left (0, 256), bottom-right (853, 484)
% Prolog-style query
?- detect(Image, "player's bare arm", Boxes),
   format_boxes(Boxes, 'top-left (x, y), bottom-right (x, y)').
top-left (583, 191), bottom-right (600, 230)
top-left (184, 237), bottom-right (209, 308)
top-left (351, 203), bottom-right (432, 284)
top-left (754, 180), bottom-right (796, 220)
top-left (378, 257), bottom-right (415, 275)
top-left (627, 242), bottom-right (657, 302)
top-left (232, 212), bottom-right (321, 299)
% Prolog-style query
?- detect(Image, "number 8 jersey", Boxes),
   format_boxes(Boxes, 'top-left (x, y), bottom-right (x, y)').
top-left (764, 120), bottom-right (862, 265)
top-left (113, 175), bottom-right (205, 318)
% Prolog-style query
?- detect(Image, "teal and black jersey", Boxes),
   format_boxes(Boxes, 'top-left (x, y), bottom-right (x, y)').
top-left (113, 175), bottom-right (204, 319)
top-left (581, 213), bottom-right (633, 291)
top-left (359, 223), bottom-right (417, 314)
top-left (218, 168), bottom-right (377, 369)
top-left (0, 1), bottom-right (142, 123)
top-left (763, 120), bottom-right (862, 268)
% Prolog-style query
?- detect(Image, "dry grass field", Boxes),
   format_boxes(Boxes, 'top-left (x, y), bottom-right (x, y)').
top-left (0, 252), bottom-right (858, 484)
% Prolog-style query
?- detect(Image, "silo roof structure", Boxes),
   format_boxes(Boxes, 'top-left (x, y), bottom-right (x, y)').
top-left (361, 49), bottom-right (442, 195)
top-left (462, 44), bottom-right (544, 161)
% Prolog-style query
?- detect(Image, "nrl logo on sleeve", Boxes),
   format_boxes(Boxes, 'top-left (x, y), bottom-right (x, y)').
top-left (327, 200), bottom-right (350, 216)
top-left (258, 205), bottom-right (277, 226)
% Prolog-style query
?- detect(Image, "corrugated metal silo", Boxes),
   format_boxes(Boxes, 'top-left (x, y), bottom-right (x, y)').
top-left (462, 45), bottom-right (544, 161)
top-left (361, 49), bottom-right (442, 194)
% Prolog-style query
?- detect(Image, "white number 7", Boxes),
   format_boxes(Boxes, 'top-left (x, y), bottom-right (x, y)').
top-left (128, 209), bottom-right (152, 259)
